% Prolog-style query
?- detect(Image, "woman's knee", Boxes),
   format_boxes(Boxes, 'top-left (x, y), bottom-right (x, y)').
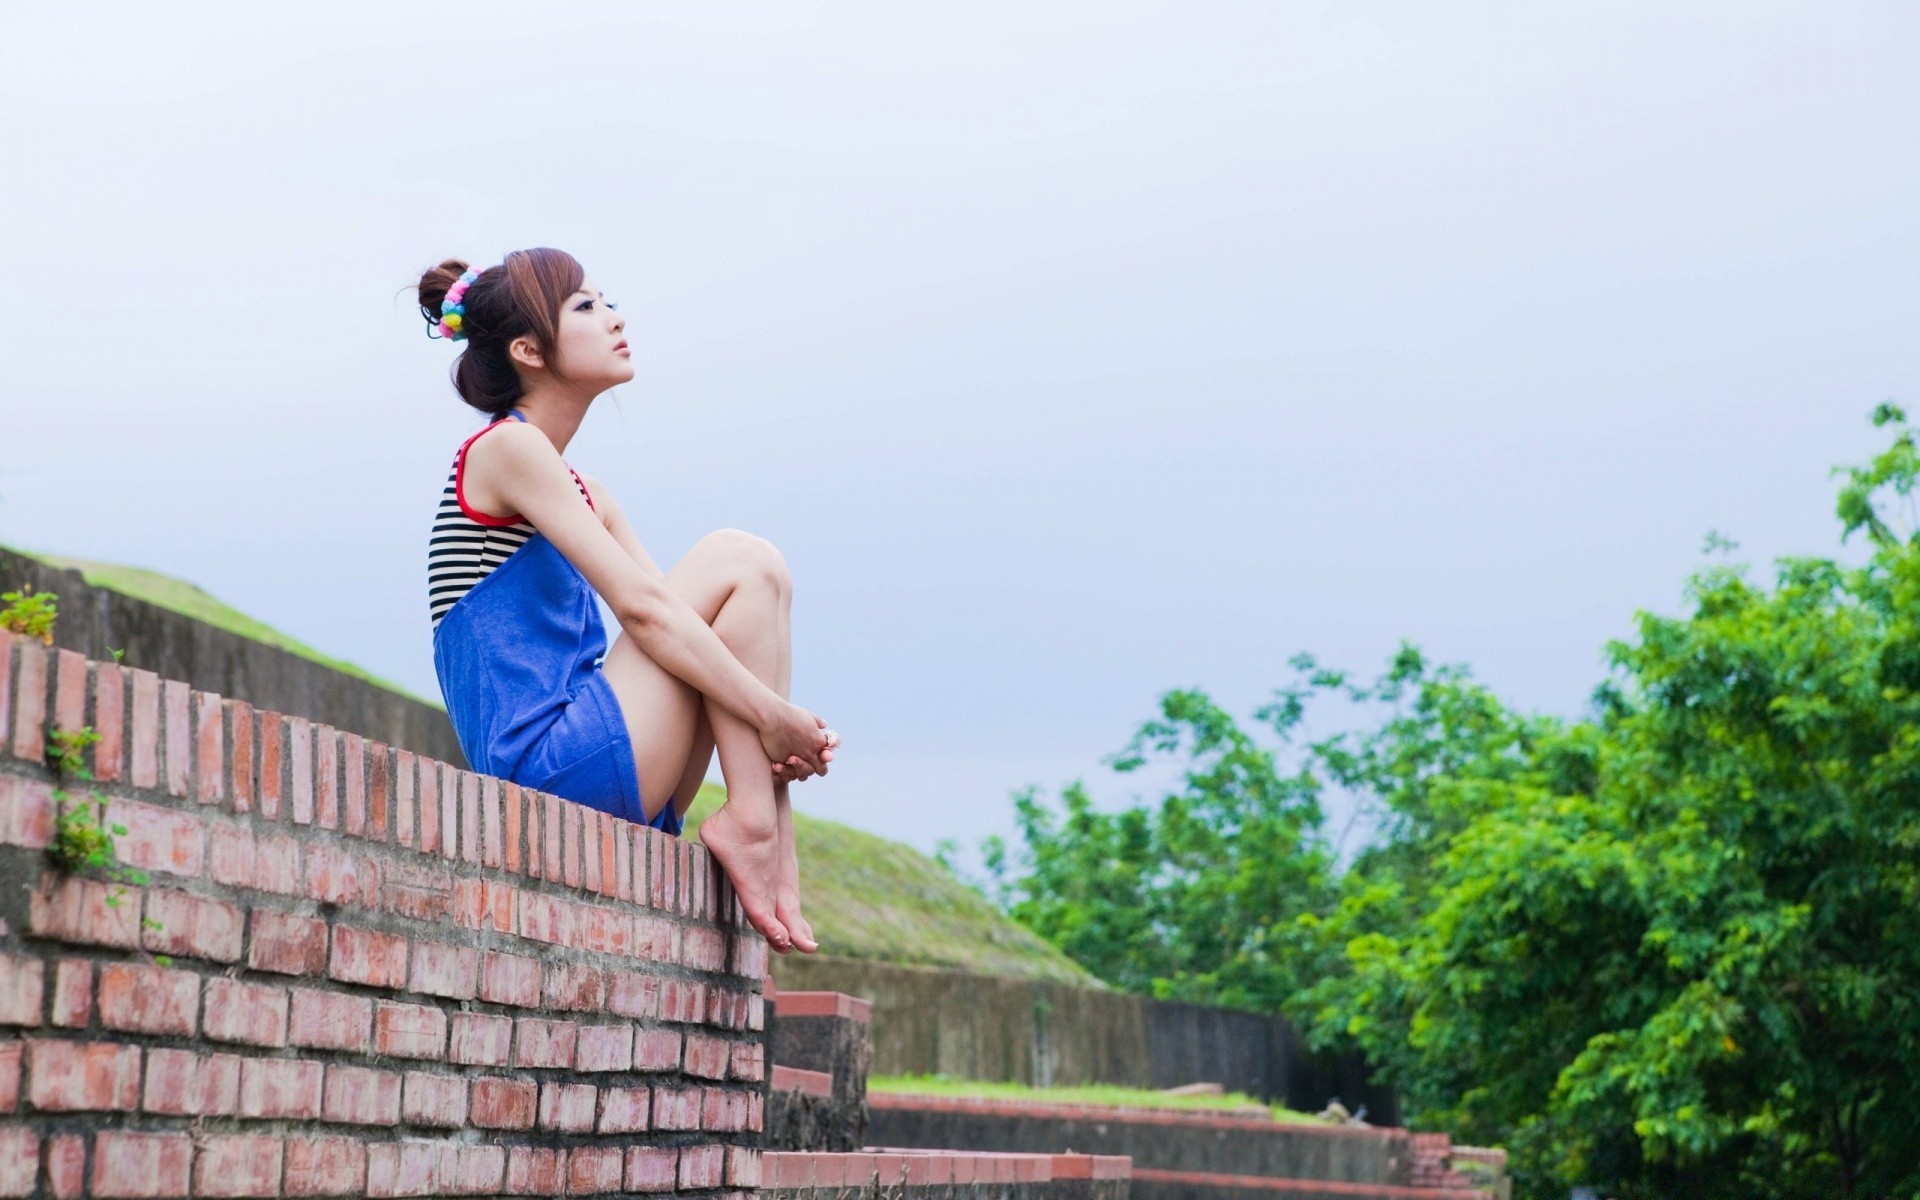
top-left (698, 528), bottom-right (791, 597)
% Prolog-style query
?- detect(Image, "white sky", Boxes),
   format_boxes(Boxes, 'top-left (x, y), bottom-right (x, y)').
top-left (3, 3), bottom-right (1917, 857)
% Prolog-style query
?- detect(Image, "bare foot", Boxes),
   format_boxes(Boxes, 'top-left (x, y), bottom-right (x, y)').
top-left (700, 802), bottom-right (791, 953)
top-left (773, 783), bottom-right (817, 953)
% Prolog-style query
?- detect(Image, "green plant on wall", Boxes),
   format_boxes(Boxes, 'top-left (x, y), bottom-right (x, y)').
top-left (0, 584), bottom-right (57, 645)
top-left (44, 725), bottom-right (167, 963)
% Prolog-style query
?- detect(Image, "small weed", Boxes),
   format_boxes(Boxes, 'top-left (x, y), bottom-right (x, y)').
top-left (0, 584), bottom-right (57, 644)
top-left (108, 646), bottom-right (126, 664)
top-left (44, 722), bottom-right (169, 966)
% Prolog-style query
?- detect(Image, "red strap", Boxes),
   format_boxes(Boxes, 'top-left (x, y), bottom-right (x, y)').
top-left (454, 418), bottom-right (596, 526)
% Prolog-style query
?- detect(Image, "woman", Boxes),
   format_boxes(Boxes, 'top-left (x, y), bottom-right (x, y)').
top-left (418, 247), bottom-right (833, 955)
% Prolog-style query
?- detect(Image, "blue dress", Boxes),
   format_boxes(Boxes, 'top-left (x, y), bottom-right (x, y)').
top-left (431, 411), bottom-right (682, 835)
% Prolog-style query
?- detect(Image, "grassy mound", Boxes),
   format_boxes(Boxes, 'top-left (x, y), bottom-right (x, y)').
top-left (12, 545), bottom-right (430, 703)
top-left (685, 786), bottom-right (1095, 984)
top-left (868, 1074), bottom-right (1320, 1124)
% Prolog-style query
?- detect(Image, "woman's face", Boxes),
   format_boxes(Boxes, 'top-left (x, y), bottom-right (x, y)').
top-left (551, 277), bottom-right (633, 389)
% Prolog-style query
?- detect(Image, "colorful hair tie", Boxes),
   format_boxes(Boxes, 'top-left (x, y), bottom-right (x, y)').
top-left (436, 268), bottom-right (480, 340)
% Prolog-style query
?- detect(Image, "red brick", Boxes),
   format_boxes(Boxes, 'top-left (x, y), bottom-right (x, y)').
top-left (314, 725), bottom-right (339, 829)
top-left (193, 1135), bottom-right (281, 1198)
top-left (227, 700), bottom-right (253, 811)
top-left (0, 1125), bottom-right (34, 1197)
top-left (634, 914), bottom-right (675, 962)
top-left (502, 782), bottom-right (523, 873)
top-left (0, 954), bottom-right (41, 1026)
top-left (563, 804), bottom-right (584, 888)
top-left (238, 1057), bottom-right (323, 1119)
top-left (391, 751), bottom-right (415, 847)
top-left (416, 757), bottom-right (439, 853)
top-left (367, 742), bottom-right (389, 841)
top-left (258, 713), bottom-right (283, 820)
top-left (284, 1138), bottom-right (366, 1197)
top-left (607, 971), bottom-right (658, 1019)
top-left (208, 823), bottom-right (259, 888)
top-left (537, 1081), bottom-right (597, 1132)
top-left (725, 1146), bottom-right (760, 1187)
top-left (321, 1064), bottom-right (400, 1125)
top-left (598, 812), bottom-right (617, 897)
top-left (0, 776), bottom-right (53, 849)
top-left (468, 1076), bottom-right (536, 1129)
top-left (379, 856), bottom-right (453, 922)
top-left (447, 1013), bottom-right (511, 1066)
top-left (304, 842), bottom-right (378, 907)
top-left (622, 1146), bottom-right (676, 1192)
top-left (29, 873), bottom-right (142, 949)
top-left (201, 978), bottom-right (289, 1048)
top-left (678, 1144), bottom-right (723, 1190)
top-left (565, 1147), bottom-right (621, 1196)
top-left (512, 1018), bottom-right (576, 1069)
top-left (581, 807), bottom-right (601, 892)
top-left (597, 1086), bottom-right (650, 1134)
top-left (373, 1001), bottom-right (446, 1059)
top-left (0, 1040), bottom-right (18, 1112)
top-left (47, 1132), bottom-right (85, 1200)
top-left (516, 892), bottom-right (571, 945)
top-left (407, 941), bottom-right (477, 999)
top-left (634, 1027), bottom-right (682, 1072)
top-left (542, 963), bottom-right (605, 1011)
top-left (729, 1040), bottom-right (765, 1082)
top-left (329, 925), bottom-right (409, 989)
top-left (112, 798), bottom-right (206, 879)
top-left (478, 951), bottom-right (540, 1008)
top-left (254, 832), bottom-right (300, 894)
top-left (505, 1148), bottom-right (564, 1195)
top-left (652, 1085), bottom-right (699, 1130)
top-left (612, 815), bottom-right (631, 902)
top-left (401, 1070), bottom-right (466, 1126)
top-left (287, 717), bottom-right (313, 824)
top-left (676, 840), bottom-right (693, 913)
top-left (365, 1142), bottom-right (436, 1200)
top-left (342, 733), bottom-right (366, 837)
top-left (194, 691), bottom-right (225, 805)
top-left (142, 1048), bottom-right (240, 1116)
top-left (9, 641), bottom-right (45, 763)
top-left (438, 764), bottom-right (458, 861)
top-left (542, 792), bottom-right (563, 880)
top-left (142, 889), bottom-right (243, 963)
top-left (288, 989), bottom-right (370, 1052)
top-left (685, 1031), bottom-right (729, 1079)
top-left (27, 1038), bottom-right (139, 1111)
top-left (162, 680), bottom-right (192, 797)
top-left (436, 1144), bottom-right (504, 1196)
top-left (459, 773), bottom-right (480, 865)
top-left (574, 1024), bottom-right (634, 1073)
top-left (94, 1130), bottom-right (192, 1198)
top-left (98, 963), bottom-right (198, 1036)
top-left (452, 878), bottom-right (516, 933)
top-left (94, 661), bottom-right (125, 781)
top-left (129, 668), bottom-right (160, 786)
top-left (249, 910), bottom-right (328, 976)
top-left (748, 992), bottom-right (766, 1032)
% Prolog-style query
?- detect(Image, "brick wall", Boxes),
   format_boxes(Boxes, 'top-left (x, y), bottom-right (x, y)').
top-left (0, 631), bottom-right (769, 1198)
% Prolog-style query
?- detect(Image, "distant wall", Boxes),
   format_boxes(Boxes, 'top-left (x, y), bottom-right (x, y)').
top-left (770, 958), bottom-right (1397, 1122)
top-left (0, 547), bottom-right (464, 766)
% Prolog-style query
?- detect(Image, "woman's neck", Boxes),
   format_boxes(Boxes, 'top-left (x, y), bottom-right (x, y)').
top-left (510, 388), bottom-right (592, 455)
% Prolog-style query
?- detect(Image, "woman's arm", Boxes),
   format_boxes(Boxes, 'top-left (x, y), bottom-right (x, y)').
top-left (464, 423), bottom-right (828, 771)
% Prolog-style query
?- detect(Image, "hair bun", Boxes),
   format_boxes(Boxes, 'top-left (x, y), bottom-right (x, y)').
top-left (416, 258), bottom-right (471, 327)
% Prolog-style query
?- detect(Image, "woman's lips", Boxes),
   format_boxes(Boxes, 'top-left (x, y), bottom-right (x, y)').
top-left (614, 340), bottom-right (630, 355)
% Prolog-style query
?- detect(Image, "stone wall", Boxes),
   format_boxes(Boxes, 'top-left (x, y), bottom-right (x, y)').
top-left (770, 957), bottom-right (1397, 1122)
top-left (0, 548), bottom-right (463, 766)
top-left (0, 630), bottom-right (767, 1197)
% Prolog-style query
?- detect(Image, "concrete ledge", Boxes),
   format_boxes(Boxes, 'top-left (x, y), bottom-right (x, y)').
top-left (775, 1064), bottom-right (836, 1098)
top-left (762, 1149), bottom-right (1131, 1198)
top-left (1131, 1166), bottom-right (1479, 1200)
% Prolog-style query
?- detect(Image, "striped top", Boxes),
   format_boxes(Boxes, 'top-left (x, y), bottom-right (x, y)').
top-left (428, 417), bottom-right (595, 629)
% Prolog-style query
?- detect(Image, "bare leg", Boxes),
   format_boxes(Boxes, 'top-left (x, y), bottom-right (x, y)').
top-left (599, 529), bottom-right (799, 951)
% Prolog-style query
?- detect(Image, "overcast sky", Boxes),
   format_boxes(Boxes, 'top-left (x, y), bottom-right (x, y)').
top-left (3, 4), bottom-right (1916, 857)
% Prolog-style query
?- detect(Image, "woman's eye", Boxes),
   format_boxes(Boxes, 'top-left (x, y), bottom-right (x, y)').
top-left (606, 301), bottom-right (619, 311)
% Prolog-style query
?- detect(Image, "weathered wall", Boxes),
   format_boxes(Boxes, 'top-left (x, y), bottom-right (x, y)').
top-left (0, 631), bottom-right (767, 1197)
top-left (771, 957), bottom-right (1396, 1122)
top-left (766, 993), bottom-right (872, 1152)
top-left (0, 548), bottom-right (464, 766)
top-left (762, 1150), bottom-right (1129, 1199)
top-left (867, 1097), bottom-right (1480, 1200)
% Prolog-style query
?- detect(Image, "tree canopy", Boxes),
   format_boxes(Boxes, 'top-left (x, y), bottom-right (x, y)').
top-left (985, 409), bottom-right (1920, 1199)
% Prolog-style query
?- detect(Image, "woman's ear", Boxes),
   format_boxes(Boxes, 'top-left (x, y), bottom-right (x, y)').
top-left (508, 335), bottom-right (545, 371)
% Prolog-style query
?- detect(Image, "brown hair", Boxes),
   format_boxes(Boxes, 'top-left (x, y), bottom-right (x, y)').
top-left (416, 248), bottom-right (586, 418)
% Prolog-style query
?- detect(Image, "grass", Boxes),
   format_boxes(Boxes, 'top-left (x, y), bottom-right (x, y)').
top-left (8, 544), bottom-right (435, 705)
top-left (683, 786), bottom-right (1098, 984)
top-left (867, 1073), bottom-right (1322, 1125)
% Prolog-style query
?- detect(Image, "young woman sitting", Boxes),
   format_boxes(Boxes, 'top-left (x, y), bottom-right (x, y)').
top-left (418, 247), bottom-right (835, 954)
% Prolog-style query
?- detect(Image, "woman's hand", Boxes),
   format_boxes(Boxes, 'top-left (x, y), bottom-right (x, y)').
top-left (761, 703), bottom-right (834, 780)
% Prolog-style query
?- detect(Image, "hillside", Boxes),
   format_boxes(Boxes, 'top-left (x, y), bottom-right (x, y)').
top-left (2, 545), bottom-right (1095, 984)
